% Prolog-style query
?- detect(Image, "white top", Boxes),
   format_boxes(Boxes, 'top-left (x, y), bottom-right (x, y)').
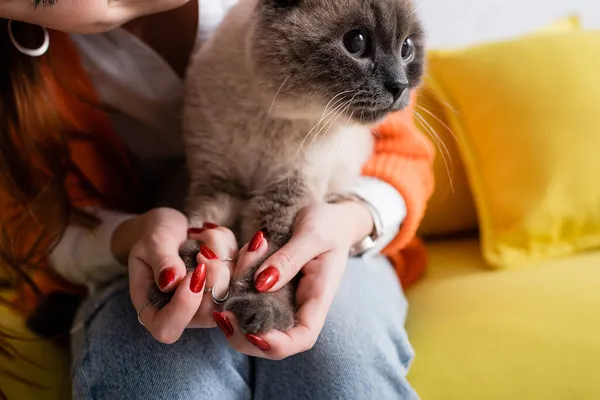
top-left (48, 0), bottom-right (406, 285)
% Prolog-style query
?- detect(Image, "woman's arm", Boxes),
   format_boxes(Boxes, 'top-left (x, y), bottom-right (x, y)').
top-left (347, 176), bottom-right (407, 256)
top-left (48, 208), bottom-right (137, 286)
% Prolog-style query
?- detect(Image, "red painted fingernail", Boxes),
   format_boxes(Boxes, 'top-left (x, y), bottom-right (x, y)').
top-left (255, 266), bottom-right (279, 293)
top-left (213, 312), bottom-right (234, 337)
top-left (199, 244), bottom-right (218, 260)
top-left (158, 268), bottom-right (176, 290)
top-left (190, 264), bottom-right (206, 293)
top-left (203, 222), bottom-right (219, 229)
top-left (188, 227), bottom-right (205, 235)
top-left (248, 230), bottom-right (264, 252)
top-left (246, 334), bottom-right (271, 351)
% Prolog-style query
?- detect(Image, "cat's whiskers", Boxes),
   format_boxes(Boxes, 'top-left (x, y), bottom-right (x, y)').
top-left (315, 92), bottom-right (363, 149)
top-left (331, 103), bottom-right (357, 157)
top-left (293, 91), bottom-right (354, 162)
top-left (413, 108), bottom-right (453, 170)
top-left (311, 101), bottom-right (350, 149)
top-left (416, 104), bottom-right (456, 140)
top-left (287, 92), bottom-right (361, 199)
top-left (419, 81), bottom-right (461, 117)
top-left (321, 90), bottom-right (354, 118)
top-left (310, 95), bottom-right (358, 150)
top-left (413, 110), bottom-right (455, 193)
top-left (286, 92), bottom-right (354, 199)
top-left (267, 75), bottom-right (291, 116)
top-left (414, 109), bottom-right (453, 163)
top-left (288, 98), bottom-right (351, 200)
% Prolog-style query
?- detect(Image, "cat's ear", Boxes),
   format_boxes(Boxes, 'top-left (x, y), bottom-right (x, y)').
top-left (267, 0), bottom-right (301, 8)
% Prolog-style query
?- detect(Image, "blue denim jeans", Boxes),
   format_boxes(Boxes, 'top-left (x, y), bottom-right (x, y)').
top-left (71, 256), bottom-right (418, 400)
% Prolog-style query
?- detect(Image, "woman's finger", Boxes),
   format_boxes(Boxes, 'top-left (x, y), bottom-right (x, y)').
top-left (211, 230), bottom-right (268, 334)
top-left (254, 256), bottom-right (333, 359)
top-left (252, 228), bottom-right (326, 293)
top-left (188, 228), bottom-right (238, 328)
top-left (217, 295), bottom-right (325, 360)
top-left (196, 228), bottom-right (237, 292)
top-left (130, 255), bottom-right (207, 344)
top-left (215, 311), bottom-right (265, 357)
top-left (215, 253), bottom-right (341, 360)
top-left (138, 226), bottom-right (189, 294)
top-left (231, 230), bottom-right (268, 280)
top-left (140, 209), bottom-right (190, 293)
top-left (260, 295), bottom-right (327, 360)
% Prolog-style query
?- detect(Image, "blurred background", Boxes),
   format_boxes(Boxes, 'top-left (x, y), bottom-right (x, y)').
top-left (418, 0), bottom-right (600, 47)
top-left (405, 1), bottom-right (600, 399)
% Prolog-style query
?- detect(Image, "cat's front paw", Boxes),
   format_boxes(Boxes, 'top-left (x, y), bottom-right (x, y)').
top-left (147, 283), bottom-right (173, 310)
top-left (224, 288), bottom-right (295, 334)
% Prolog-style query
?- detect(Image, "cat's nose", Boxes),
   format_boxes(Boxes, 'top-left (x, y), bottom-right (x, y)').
top-left (385, 80), bottom-right (409, 102)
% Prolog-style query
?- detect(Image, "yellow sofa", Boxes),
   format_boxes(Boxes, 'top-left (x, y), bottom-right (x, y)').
top-left (407, 238), bottom-right (600, 399)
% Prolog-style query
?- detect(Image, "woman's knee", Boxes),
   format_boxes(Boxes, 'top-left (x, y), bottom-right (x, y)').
top-left (257, 312), bottom-right (417, 400)
top-left (277, 257), bottom-right (416, 398)
top-left (316, 280), bottom-right (415, 373)
top-left (322, 256), bottom-right (414, 366)
top-left (71, 280), bottom-right (250, 400)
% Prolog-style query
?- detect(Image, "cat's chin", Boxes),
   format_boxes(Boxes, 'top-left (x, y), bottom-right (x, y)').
top-left (350, 109), bottom-right (393, 125)
top-left (269, 101), bottom-right (398, 128)
top-left (351, 98), bottom-right (412, 125)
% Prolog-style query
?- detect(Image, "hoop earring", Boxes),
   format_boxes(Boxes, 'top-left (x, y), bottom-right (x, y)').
top-left (7, 20), bottom-right (50, 58)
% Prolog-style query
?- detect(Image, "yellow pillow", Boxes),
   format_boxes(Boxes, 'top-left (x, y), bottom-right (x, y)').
top-left (416, 16), bottom-right (581, 238)
top-left (426, 29), bottom-right (600, 268)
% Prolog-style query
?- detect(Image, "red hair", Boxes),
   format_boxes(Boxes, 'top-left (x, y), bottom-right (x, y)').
top-left (0, 21), bottom-right (138, 396)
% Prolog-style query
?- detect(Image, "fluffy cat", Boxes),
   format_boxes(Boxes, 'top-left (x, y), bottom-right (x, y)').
top-left (149, 0), bottom-right (425, 334)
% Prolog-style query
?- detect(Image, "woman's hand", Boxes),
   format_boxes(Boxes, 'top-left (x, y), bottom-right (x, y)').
top-left (217, 200), bottom-right (374, 359)
top-left (121, 208), bottom-right (237, 344)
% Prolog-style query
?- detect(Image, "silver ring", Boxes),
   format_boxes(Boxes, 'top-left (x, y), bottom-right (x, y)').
top-left (222, 257), bottom-right (235, 262)
top-left (212, 286), bottom-right (230, 305)
top-left (7, 20), bottom-right (50, 58)
top-left (136, 301), bottom-right (151, 327)
top-left (204, 286), bottom-right (213, 293)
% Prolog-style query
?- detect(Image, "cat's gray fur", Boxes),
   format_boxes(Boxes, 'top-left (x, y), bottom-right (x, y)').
top-left (149, 0), bottom-right (425, 334)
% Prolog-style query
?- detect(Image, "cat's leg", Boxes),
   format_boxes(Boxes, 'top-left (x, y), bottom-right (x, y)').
top-left (148, 191), bottom-right (238, 309)
top-left (224, 174), bottom-right (310, 334)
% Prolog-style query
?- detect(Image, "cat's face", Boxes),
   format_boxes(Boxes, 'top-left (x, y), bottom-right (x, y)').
top-left (249, 0), bottom-right (425, 125)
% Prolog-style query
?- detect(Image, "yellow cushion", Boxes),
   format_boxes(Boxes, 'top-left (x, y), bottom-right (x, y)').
top-left (0, 295), bottom-right (71, 400)
top-left (425, 29), bottom-right (600, 267)
top-left (406, 239), bottom-right (600, 399)
top-left (416, 15), bottom-right (581, 238)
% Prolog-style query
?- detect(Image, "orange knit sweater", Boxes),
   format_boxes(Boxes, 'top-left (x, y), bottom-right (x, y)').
top-left (8, 32), bottom-right (434, 311)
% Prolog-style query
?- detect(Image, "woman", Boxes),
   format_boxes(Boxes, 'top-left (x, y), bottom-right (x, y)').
top-left (0, 0), bottom-right (434, 399)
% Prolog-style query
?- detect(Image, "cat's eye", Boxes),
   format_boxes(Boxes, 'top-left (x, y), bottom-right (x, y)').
top-left (343, 29), bottom-right (369, 58)
top-left (401, 37), bottom-right (415, 62)
top-left (273, 0), bottom-right (299, 7)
